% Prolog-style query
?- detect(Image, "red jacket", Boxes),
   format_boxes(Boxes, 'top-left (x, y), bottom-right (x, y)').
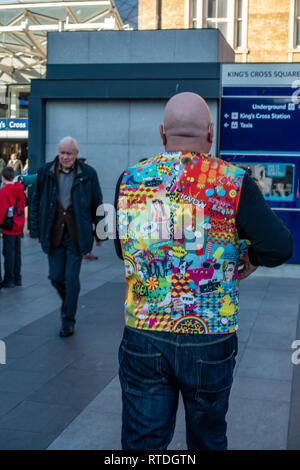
top-left (0, 182), bottom-right (25, 235)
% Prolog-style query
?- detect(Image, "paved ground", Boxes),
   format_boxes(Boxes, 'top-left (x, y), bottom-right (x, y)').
top-left (0, 235), bottom-right (299, 450)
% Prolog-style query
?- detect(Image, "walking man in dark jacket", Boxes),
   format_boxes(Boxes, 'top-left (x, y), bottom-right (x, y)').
top-left (30, 136), bottom-right (103, 337)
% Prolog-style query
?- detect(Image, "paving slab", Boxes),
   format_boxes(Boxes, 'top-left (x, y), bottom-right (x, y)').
top-left (236, 347), bottom-right (294, 382)
top-left (0, 400), bottom-right (79, 434)
top-left (0, 390), bottom-right (27, 419)
top-left (230, 376), bottom-right (291, 403)
top-left (0, 429), bottom-right (57, 450)
top-left (227, 397), bottom-right (290, 450)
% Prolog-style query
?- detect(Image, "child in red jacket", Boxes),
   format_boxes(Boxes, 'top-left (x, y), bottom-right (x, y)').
top-left (0, 166), bottom-right (25, 288)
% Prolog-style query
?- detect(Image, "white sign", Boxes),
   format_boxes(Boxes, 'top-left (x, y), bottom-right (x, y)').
top-left (222, 64), bottom-right (300, 87)
top-left (0, 130), bottom-right (28, 139)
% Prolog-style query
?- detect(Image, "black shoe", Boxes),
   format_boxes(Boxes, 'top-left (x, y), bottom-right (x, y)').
top-left (0, 281), bottom-right (15, 288)
top-left (15, 280), bottom-right (22, 287)
top-left (59, 326), bottom-right (75, 337)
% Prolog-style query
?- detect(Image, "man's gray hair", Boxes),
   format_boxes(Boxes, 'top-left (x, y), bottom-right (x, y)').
top-left (58, 136), bottom-right (79, 153)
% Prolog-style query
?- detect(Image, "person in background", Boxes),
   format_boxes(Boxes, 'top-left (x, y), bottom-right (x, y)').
top-left (78, 157), bottom-right (98, 261)
top-left (0, 156), bottom-right (6, 175)
top-left (0, 166), bottom-right (25, 288)
top-left (7, 153), bottom-right (23, 175)
top-left (30, 137), bottom-right (104, 337)
top-left (23, 159), bottom-right (29, 175)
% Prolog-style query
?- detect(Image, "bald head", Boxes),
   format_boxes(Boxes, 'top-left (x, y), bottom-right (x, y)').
top-left (160, 92), bottom-right (214, 154)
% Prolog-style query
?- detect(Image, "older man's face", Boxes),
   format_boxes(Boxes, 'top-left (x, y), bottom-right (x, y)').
top-left (58, 142), bottom-right (78, 171)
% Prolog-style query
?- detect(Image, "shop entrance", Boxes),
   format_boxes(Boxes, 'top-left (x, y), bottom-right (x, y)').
top-left (0, 140), bottom-right (28, 165)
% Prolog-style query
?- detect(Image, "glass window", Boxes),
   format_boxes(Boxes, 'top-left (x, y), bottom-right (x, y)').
top-left (206, 0), bottom-right (229, 40)
top-left (0, 85), bottom-right (8, 119)
top-left (208, 0), bottom-right (217, 18)
top-left (29, 7), bottom-right (68, 21)
top-left (297, 0), bottom-right (300, 46)
top-left (236, 0), bottom-right (244, 48)
top-left (0, 9), bottom-right (22, 26)
top-left (69, 5), bottom-right (108, 23)
top-left (218, 0), bottom-right (228, 18)
top-left (191, 0), bottom-right (198, 28)
top-left (7, 85), bottom-right (30, 119)
top-left (192, 0), bottom-right (248, 47)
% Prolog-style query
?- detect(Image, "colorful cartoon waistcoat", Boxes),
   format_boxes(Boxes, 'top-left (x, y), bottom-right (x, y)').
top-left (117, 152), bottom-right (246, 334)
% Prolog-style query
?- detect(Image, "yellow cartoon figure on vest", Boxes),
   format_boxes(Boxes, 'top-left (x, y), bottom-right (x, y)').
top-left (219, 294), bottom-right (235, 316)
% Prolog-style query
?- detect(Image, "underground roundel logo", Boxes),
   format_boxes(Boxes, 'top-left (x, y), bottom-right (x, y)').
top-left (172, 316), bottom-right (209, 334)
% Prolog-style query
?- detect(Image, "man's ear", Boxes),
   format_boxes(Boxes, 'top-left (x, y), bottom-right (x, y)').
top-left (159, 124), bottom-right (167, 146)
top-left (208, 122), bottom-right (214, 144)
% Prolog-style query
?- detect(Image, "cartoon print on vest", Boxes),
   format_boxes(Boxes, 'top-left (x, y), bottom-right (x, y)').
top-left (178, 258), bottom-right (193, 277)
top-left (223, 260), bottom-right (235, 283)
top-left (125, 263), bottom-right (133, 278)
top-left (197, 258), bottom-right (219, 282)
top-left (219, 294), bottom-right (235, 317)
top-left (171, 257), bottom-right (197, 316)
top-left (150, 198), bottom-right (171, 241)
top-left (159, 293), bottom-right (185, 319)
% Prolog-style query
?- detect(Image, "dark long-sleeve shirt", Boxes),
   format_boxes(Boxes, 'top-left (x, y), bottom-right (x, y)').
top-left (114, 171), bottom-right (293, 267)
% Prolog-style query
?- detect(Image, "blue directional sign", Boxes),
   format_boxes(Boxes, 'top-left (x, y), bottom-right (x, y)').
top-left (220, 96), bottom-right (300, 154)
top-left (0, 119), bottom-right (28, 131)
top-left (7, 119), bottom-right (28, 130)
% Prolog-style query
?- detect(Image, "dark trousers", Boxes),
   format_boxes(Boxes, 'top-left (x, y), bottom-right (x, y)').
top-left (2, 234), bottom-right (21, 284)
top-left (119, 326), bottom-right (238, 450)
top-left (48, 232), bottom-right (82, 328)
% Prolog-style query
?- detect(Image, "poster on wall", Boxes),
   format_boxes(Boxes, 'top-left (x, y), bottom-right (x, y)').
top-left (236, 162), bottom-right (295, 202)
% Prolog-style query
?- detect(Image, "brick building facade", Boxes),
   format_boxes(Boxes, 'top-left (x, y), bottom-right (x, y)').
top-left (138, 0), bottom-right (300, 62)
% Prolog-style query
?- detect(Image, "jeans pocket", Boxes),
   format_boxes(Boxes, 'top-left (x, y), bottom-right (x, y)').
top-left (119, 339), bottom-right (163, 396)
top-left (196, 350), bottom-right (235, 394)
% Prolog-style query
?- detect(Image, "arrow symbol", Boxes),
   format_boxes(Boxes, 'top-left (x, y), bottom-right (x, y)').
top-left (224, 113), bottom-right (229, 118)
top-left (224, 122), bottom-right (229, 128)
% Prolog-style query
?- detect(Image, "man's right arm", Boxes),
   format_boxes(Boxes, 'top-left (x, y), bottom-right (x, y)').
top-left (236, 173), bottom-right (293, 268)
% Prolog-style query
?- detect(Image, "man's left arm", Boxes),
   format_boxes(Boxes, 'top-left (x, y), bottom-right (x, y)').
top-left (114, 172), bottom-right (125, 260)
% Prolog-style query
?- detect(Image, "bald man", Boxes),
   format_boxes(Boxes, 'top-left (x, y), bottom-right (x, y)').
top-left (30, 136), bottom-right (104, 337)
top-left (114, 93), bottom-right (293, 450)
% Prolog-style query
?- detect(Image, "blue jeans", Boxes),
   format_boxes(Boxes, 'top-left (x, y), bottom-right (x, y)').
top-left (48, 232), bottom-right (82, 328)
top-left (119, 326), bottom-right (238, 450)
